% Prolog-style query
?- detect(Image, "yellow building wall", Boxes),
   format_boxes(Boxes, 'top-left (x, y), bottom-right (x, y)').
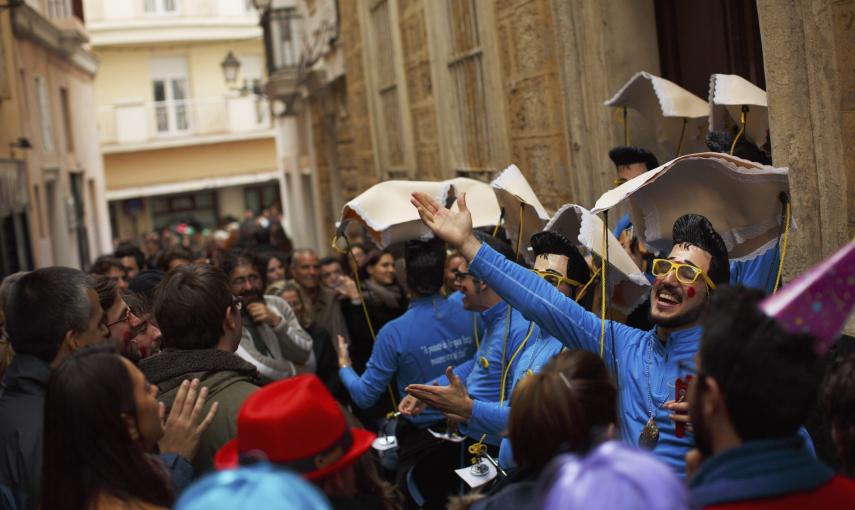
top-left (93, 39), bottom-right (265, 107)
top-left (103, 137), bottom-right (276, 190)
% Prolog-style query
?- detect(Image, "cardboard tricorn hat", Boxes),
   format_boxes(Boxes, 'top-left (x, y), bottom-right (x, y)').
top-left (491, 164), bottom-right (551, 263)
top-left (709, 74), bottom-right (769, 151)
top-left (591, 152), bottom-right (792, 261)
top-left (760, 240), bottom-right (855, 356)
top-left (336, 178), bottom-right (501, 249)
top-left (545, 204), bottom-right (650, 315)
top-left (605, 71), bottom-right (709, 160)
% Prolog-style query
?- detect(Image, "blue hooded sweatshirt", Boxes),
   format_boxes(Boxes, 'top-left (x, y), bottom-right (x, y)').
top-left (469, 242), bottom-right (700, 472)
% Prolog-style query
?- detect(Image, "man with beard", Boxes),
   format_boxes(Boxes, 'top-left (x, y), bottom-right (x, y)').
top-left (411, 191), bottom-right (729, 473)
top-left (222, 251), bottom-right (314, 382)
top-left (92, 275), bottom-right (147, 361)
top-left (685, 286), bottom-right (855, 508)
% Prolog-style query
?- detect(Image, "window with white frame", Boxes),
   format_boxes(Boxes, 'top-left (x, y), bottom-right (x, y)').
top-left (144, 0), bottom-right (177, 15)
top-left (34, 76), bottom-right (55, 153)
top-left (266, 7), bottom-right (300, 73)
top-left (150, 57), bottom-right (191, 135)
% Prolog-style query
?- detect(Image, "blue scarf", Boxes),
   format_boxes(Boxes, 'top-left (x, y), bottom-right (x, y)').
top-left (689, 434), bottom-right (834, 509)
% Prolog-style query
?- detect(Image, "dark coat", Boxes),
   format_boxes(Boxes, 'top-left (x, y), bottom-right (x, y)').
top-left (0, 354), bottom-right (51, 510)
top-left (140, 349), bottom-right (260, 475)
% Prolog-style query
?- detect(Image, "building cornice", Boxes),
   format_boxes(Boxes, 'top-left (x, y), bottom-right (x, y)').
top-left (88, 18), bottom-right (262, 47)
top-left (12, 4), bottom-right (99, 76)
top-left (101, 129), bottom-right (275, 155)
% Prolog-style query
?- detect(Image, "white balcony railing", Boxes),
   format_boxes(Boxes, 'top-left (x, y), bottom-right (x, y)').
top-left (96, 94), bottom-right (271, 148)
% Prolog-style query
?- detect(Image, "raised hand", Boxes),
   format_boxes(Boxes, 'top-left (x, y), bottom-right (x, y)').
top-left (405, 366), bottom-right (473, 420)
top-left (398, 394), bottom-right (427, 417)
top-left (158, 379), bottom-right (219, 461)
top-left (335, 334), bottom-right (352, 369)
top-left (410, 192), bottom-right (481, 259)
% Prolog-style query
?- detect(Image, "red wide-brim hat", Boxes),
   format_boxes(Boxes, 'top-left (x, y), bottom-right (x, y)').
top-left (215, 427), bottom-right (375, 481)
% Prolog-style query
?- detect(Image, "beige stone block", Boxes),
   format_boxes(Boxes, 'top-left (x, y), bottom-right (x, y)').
top-left (405, 60), bottom-right (433, 104)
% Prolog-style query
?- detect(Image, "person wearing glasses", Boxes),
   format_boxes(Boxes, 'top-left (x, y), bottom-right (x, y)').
top-left (139, 264), bottom-right (260, 473)
top-left (411, 189), bottom-right (730, 475)
top-left (93, 275), bottom-right (146, 361)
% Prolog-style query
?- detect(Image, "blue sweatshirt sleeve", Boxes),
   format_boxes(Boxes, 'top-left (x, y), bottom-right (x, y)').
top-left (468, 243), bottom-right (635, 363)
top-left (729, 244), bottom-right (781, 294)
top-left (339, 324), bottom-right (400, 409)
top-left (468, 399), bottom-right (510, 437)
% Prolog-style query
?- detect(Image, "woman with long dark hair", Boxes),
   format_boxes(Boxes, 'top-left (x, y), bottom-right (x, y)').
top-left (40, 347), bottom-right (216, 510)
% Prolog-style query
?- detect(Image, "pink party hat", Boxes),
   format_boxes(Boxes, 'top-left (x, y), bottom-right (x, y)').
top-left (760, 240), bottom-right (855, 355)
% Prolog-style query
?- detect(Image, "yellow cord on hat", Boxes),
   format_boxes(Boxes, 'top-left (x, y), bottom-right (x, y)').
top-left (514, 203), bottom-right (524, 259)
top-left (623, 106), bottom-right (629, 145)
top-left (729, 108), bottom-right (748, 156)
top-left (773, 200), bottom-right (791, 294)
top-left (599, 218), bottom-right (607, 359)
top-left (575, 266), bottom-right (600, 304)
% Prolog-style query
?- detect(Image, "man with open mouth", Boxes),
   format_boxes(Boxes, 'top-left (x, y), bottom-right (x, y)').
top-left (410, 191), bottom-right (731, 475)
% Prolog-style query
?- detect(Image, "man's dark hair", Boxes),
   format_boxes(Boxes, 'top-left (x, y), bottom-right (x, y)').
top-left (319, 255), bottom-right (341, 267)
top-left (822, 353), bottom-right (855, 476)
top-left (530, 231), bottom-right (591, 287)
top-left (608, 146), bottom-right (659, 171)
top-left (473, 230), bottom-right (516, 262)
top-left (114, 242), bottom-right (146, 271)
top-left (706, 130), bottom-right (772, 165)
top-left (157, 246), bottom-right (193, 272)
top-left (128, 270), bottom-right (165, 300)
top-left (220, 250), bottom-right (262, 281)
top-left (90, 255), bottom-right (125, 276)
top-left (92, 275), bottom-right (120, 314)
top-left (700, 286), bottom-right (822, 441)
top-left (672, 214), bottom-right (730, 286)
top-left (5, 267), bottom-right (94, 363)
top-left (404, 238), bottom-right (446, 297)
top-left (153, 264), bottom-right (233, 350)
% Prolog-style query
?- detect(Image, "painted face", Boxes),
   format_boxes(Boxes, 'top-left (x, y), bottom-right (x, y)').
top-left (105, 296), bottom-right (143, 351)
top-left (229, 264), bottom-right (263, 299)
top-left (78, 288), bottom-right (110, 347)
top-left (130, 317), bottom-right (162, 359)
top-left (267, 257), bottom-right (285, 285)
top-left (533, 254), bottom-right (573, 297)
top-left (649, 243), bottom-right (713, 329)
top-left (367, 253), bottom-right (396, 286)
top-left (616, 162), bottom-right (648, 183)
top-left (452, 261), bottom-right (485, 312)
top-left (320, 262), bottom-right (344, 289)
top-left (292, 253), bottom-right (320, 290)
top-left (122, 357), bottom-right (164, 451)
top-left (120, 256), bottom-right (140, 280)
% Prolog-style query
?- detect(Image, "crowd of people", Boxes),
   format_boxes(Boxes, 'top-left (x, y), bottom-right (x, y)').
top-left (0, 136), bottom-right (854, 510)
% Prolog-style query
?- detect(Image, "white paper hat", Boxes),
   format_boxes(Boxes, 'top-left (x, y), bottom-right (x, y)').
top-left (336, 180), bottom-right (452, 250)
top-left (591, 152), bottom-right (792, 261)
top-left (605, 71), bottom-right (709, 159)
top-left (446, 177), bottom-right (502, 230)
top-left (546, 204), bottom-right (651, 314)
top-left (491, 164), bottom-right (551, 263)
top-left (709, 73), bottom-right (769, 149)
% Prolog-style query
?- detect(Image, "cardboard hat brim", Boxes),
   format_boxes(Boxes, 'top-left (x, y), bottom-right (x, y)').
top-left (709, 74), bottom-right (769, 149)
top-left (591, 152), bottom-right (792, 261)
top-left (447, 177), bottom-right (502, 229)
top-left (605, 71), bottom-right (710, 158)
top-left (545, 204), bottom-right (651, 314)
top-left (490, 164), bottom-right (550, 263)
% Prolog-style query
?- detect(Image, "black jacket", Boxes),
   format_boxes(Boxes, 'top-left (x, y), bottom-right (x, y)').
top-left (0, 354), bottom-right (51, 510)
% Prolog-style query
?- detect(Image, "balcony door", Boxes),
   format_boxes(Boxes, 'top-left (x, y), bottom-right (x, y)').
top-left (150, 56), bottom-right (191, 136)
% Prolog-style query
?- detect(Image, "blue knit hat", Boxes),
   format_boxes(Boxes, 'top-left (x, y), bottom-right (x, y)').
top-left (175, 462), bottom-right (331, 510)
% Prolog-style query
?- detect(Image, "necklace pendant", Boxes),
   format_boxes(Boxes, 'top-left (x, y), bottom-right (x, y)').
top-left (638, 416), bottom-right (660, 450)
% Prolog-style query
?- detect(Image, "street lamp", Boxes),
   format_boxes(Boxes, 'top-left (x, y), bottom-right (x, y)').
top-left (220, 51), bottom-right (241, 85)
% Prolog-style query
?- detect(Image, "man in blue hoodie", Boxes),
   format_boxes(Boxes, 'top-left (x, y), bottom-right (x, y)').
top-left (410, 191), bottom-right (730, 474)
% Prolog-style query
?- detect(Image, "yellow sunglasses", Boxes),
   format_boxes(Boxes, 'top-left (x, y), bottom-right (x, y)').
top-left (651, 259), bottom-right (717, 289)
top-left (531, 269), bottom-right (582, 288)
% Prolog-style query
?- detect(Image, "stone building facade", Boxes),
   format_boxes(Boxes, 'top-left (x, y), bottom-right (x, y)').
top-left (259, 0), bottom-right (854, 331)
